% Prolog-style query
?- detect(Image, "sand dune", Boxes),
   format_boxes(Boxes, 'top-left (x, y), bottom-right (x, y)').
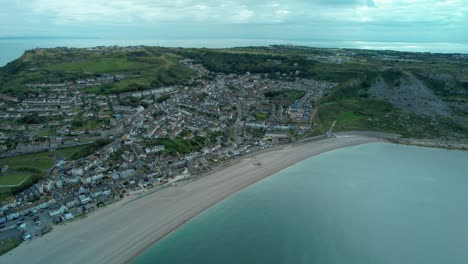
top-left (2, 135), bottom-right (382, 264)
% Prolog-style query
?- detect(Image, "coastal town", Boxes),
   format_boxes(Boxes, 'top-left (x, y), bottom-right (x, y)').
top-left (2, 0), bottom-right (468, 262)
top-left (0, 54), bottom-right (335, 247)
top-left (0, 44), bottom-right (466, 259)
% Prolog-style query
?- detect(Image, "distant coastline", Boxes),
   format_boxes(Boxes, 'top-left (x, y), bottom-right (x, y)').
top-left (2, 38), bottom-right (468, 67)
top-left (0, 36), bottom-right (97, 40)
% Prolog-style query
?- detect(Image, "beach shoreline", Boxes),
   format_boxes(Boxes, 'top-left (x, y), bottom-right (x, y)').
top-left (3, 134), bottom-right (384, 264)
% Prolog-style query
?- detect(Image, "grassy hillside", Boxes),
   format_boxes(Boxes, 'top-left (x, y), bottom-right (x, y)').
top-left (313, 71), bottom-right (467, 138)
top-left (0, 47), bottom-right (194, 95)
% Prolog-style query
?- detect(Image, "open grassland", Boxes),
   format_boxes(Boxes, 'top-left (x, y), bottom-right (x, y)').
top-left (313, 99), bottom-right (400, 134)
top-left (37, 130), bottom-right (57, 137)
top-left (0, 173), bottom-right (30, 186)
top-left (55, 145), bottom-right (88, 159)
top-left (255, 112), bottom-right (269, 120)
top-left (71, 119), bottom-right (101, 130)
top-left (0, 48), bottom-right (194, 95)
top-left (0, 152), bottom-right (53, 172)
top-left (313, 97), bottom-right (467, 138)
top-left (46, 58), bottom-right (152, 73)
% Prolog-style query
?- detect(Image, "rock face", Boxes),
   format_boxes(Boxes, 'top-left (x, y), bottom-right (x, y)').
top-left (369, 73), bottom-right (452, 118)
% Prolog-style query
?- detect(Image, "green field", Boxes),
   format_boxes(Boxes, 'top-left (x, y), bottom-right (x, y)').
top-left (0, 48), bottom-right (194, 95)
top-left (37, 130), bottom-right (57, 137)
top-left (69, 139), bottom-right (112, 160)
top-left (313, 99), bottom-right (399, 133)
top-left (0, 174), bottom-right (30, 186)
top-left (0, 145), bottom-right (90, 173)
top-left (71, 119), bottom-right (100, 130)
top-left (46, 58), bottom-right (151, 73)
top-left (255, 112), bottom-right (269, 120)
top-left (55, 145), bottom-right (88, 159)
top-left (0, 152), bottom-right (54, 172)
top-left (313, 97), bottom-right (466, 138)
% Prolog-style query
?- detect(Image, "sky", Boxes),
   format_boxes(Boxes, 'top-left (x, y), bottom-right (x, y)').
top-left (0, 0), bottom-right (467, 43)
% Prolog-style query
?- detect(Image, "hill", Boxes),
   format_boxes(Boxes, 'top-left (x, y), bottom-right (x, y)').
top-left (0, 46), bottom-right (194, 95)
top-left (0, 45), bottom-right (467, 139)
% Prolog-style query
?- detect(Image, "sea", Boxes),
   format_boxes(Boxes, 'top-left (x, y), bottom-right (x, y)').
top-left (131, 142), bottom-right (468, 264)
top-left (1, 38), bottom-right (468, 66)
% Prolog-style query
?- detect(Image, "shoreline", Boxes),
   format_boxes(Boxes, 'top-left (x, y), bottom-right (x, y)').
top-left (391, 138), bottom-right (468, 151)
top-left (2, 135), bottom-right (387, 263)
top-left (124, 135), bottom-right (385, 262)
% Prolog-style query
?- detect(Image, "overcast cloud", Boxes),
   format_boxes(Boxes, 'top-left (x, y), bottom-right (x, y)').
top-left (0, 0), bottom-right (466, 42)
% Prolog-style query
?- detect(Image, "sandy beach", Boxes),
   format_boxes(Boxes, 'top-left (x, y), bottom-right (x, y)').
top-left (2, 134), bottom-right (382, 264)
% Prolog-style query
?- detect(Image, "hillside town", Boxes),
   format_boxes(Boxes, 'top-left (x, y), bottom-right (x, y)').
top-left (0, 58), bottom-right (336, 243)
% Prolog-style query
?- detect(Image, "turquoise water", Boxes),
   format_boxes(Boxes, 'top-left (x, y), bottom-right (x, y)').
top-left (132, 142), bottom-right (468, 264)
top-left (2, 38), bottom-right (468, 66)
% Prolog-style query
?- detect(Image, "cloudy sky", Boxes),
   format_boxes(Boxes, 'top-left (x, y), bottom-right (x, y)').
top-left (0, 0), bottom-right (467, 43)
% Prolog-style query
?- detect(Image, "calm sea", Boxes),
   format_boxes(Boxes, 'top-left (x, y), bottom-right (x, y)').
top-left (132, 142), bottom-right (468, 264)
top-left (1, 38), bottom-right (468, 66)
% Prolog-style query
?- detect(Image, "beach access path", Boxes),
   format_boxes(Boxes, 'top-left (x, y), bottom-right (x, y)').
top-left (2, 134), bottom-right (382, 264)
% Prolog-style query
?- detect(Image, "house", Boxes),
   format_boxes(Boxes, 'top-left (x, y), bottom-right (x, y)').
top-left (264, 132), bottom-right (289, 144)
top-left (64, 197), bottom-right (78, 208)
top-left (49, 205), bottom-right (68, 217)
top-left (118, 169), bottom-right (135, 179)
top-left (169, 160), bottom-right (187, 171)
top-left (71, 168), bottom-right (84, 176)
top-left (55, 180), bottom-right (63, 189)
top-left (144, 145), bottom-right (165, 154)
top-left (91, 188), bottom-right (112, 198)
top-left (43, 181), bottom-right (54, 192)
top-left (109, 172), bottom-right (120, 180)
top-left (34, 181), bottom-right (44, 193)
top-left (5, 210), bottom-right (19, 220)
top-left (62, 212), bottom-right (74, 221)
top-left (79, 195), bottom-right (92, 204)
top-left (81, 173), bottom-right (104, 184)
